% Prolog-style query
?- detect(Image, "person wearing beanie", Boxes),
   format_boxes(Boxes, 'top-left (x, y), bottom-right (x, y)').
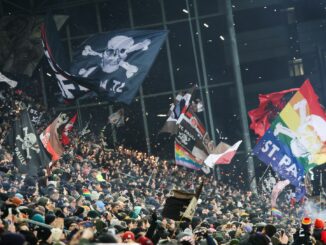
top-left (45, 214), bottom-right (56, 225)
top-left (31, 213), bottom-right (45, 224)
top-left (293, 217), bottom-right (313, 245)
top-left (137, 235), bottom-right (154, 245)
top-left (313, 218), bottom-right (325, 243)
top-left (122, 231), bottom-right (135, 243)
top-left (9, 196), bottom-right (23, 207)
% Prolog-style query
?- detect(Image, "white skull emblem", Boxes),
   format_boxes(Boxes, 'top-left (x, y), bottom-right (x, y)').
top-left (80, 35), bottom-right (151, 79)
top-left (16, 127), bottom-right (40, 159)
top-left (102, 36), bottom-right (134, 73)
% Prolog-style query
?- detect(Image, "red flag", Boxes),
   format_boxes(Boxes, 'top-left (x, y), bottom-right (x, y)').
top-left (61, 113), bottom-right (77, 145)
top-left (248, 88), bottom-right (298, 138)
top-left (40, 113), bottom-right (68, 161)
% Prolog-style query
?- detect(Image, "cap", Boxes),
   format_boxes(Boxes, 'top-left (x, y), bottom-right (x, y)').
top-left (122, 231), bottom-right (135, 241)
top-left (302, 217), bottom-right (312, 226)
top-left (314, 218), bottom-right (324, 229)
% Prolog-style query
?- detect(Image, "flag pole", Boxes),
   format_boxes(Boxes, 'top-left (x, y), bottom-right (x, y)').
top-left (257, 164), bottom-right (271, 187)
top-left (320, 172), bottom-right (323, 213)
top-left (225, 0), bottom-right (257, 193)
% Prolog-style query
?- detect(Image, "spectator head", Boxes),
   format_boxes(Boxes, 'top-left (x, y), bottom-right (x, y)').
top-left (263, 224), bottom-right (277, 238)
top-left (121, 231), bottom-right (135, 242)
top-left (314, 218), bottom-right (324, 230)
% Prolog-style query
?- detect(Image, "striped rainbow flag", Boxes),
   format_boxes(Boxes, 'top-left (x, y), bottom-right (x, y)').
top-left (271, 208), bottom-right (283, 219)
top-left (175, 141), bottom-right (202, 170)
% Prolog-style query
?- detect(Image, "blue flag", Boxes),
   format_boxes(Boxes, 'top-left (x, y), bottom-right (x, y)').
top-left (69, 30), bottom-right (168, 104)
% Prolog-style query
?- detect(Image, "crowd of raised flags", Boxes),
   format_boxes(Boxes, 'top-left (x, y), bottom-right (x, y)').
top-left (0, 12), bottom-right (326, 243)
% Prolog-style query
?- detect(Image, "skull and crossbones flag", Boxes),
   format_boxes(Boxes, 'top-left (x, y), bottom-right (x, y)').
top-left (41, 15), bottom-right (168, 104)
top-left (8, 110), bottom-right (50, 176)
top-left (70, 30), bottom-right (168, 104)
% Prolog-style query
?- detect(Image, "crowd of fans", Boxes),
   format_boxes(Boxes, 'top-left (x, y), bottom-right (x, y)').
top-left (0, 84), bottom-right (326, 245)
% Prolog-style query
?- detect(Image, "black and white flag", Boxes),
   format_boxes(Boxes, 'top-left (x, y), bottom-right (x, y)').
top-left (70, 30), bottom-right (168, 104)
top-left (27, 105), bottom-right (44, 126)
top-left (8, 110), bottom-right (50, 176)
top-left (42, 15), bottom-right (168, 104)
top-left (41, 15), bottom-right (90, 100)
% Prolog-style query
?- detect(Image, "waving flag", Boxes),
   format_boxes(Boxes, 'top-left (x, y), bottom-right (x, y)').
top-left (271, 179), bottom-right (290, 207)
top-left (249, 88), bottom-right (298, 138)
top-left (61, 113), bottom-right (77, 145)
top-left (254, 80), bottom-right (326, 199)
top-left (175, 141), bottom-right (202, 170)
top-left (271, 208), bottom-right (283, 219)
top-left (160, 87), bottom-right (195, 135)
top-left (41, 15), bottom-right (89, 100)
top-left (204, 140), bottom-right (242, 167)
top-left (40, 113), bottom-right (68, 161)
top-left (8, 110), bottom-right (50, 176)
top-left (70, 30), bottom-right (167, 104)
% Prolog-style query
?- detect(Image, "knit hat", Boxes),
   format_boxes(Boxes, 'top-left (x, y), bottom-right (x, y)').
top-left (137, 236), bottom-right (154, 245)
top-left (10, 196), bottom-right (23, 206)
top-left (45, 214), bottom-right (56, 225)
top-left (37, 197), bottom-right (49, 207)
top-left (32, 213), bottom-right (45, 223)
top-left (122, 231), bottom-right (135, 241)
top-left (314, 218), bottom-right (324, 229)
top-left (302, 217), bottom-right (312, 226)
top-left (88, 210), bottom-right (100, 219)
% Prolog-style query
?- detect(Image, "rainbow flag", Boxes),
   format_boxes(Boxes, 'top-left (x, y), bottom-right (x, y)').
top-left (82, 188), bottom-right (91, 197)
top-left (175, 142), bottom-right (202, 170)
top-left (271, 208), bottom-right (283, 219)
top-left (254, 80), bottom-right (326, 198)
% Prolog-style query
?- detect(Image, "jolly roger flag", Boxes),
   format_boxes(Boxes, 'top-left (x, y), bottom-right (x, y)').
top-left (8, 110), bottom-right (50, 176)
top-left (41, 14), bottom-right (90, 100)
top-left (69, 30), bottom-right (168, 104)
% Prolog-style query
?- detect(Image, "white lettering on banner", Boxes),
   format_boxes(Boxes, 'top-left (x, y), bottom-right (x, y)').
top-left (112, 80), bottom-right (125, 93)
top-left (261, 140), bottom-right (280, 158)
top-left (279, 155), bottom-right (298, 178)
top-left (15, 147), bottom-right (26, 165)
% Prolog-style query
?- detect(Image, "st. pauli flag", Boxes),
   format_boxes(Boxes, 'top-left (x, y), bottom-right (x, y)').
top-left (41, 14), bottom-right (89, 100)
top-left (254, 80), bottom-right (326, 199)
top-left (204, 140), bottom-right (242, 168)
top-left (61, 113), bottom-right (77, 145)
top-left (160, 87), bottom-right (194, 135)
top-left (176, 109), bottom-right (215, 160)
top-left (8, 110), bottom-right (50, 176)
top-left (40, 113), bottom-right (68, 161)
top-left (69, 30), bottom-right (168, 104)
top-left (271, 179), bottom-right (290, 207)
top-left (249, 88), bottom-right (298, 139)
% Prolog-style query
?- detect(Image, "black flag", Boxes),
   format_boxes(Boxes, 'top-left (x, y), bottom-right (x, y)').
top-left (69, 30), bottom-right (168, 104)
top-left (8, 110), bottom-right (50, 176)
top-left (41, 15), bottom-right (90, 100)
top-left (42, 15), bottom-right (168, 104)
